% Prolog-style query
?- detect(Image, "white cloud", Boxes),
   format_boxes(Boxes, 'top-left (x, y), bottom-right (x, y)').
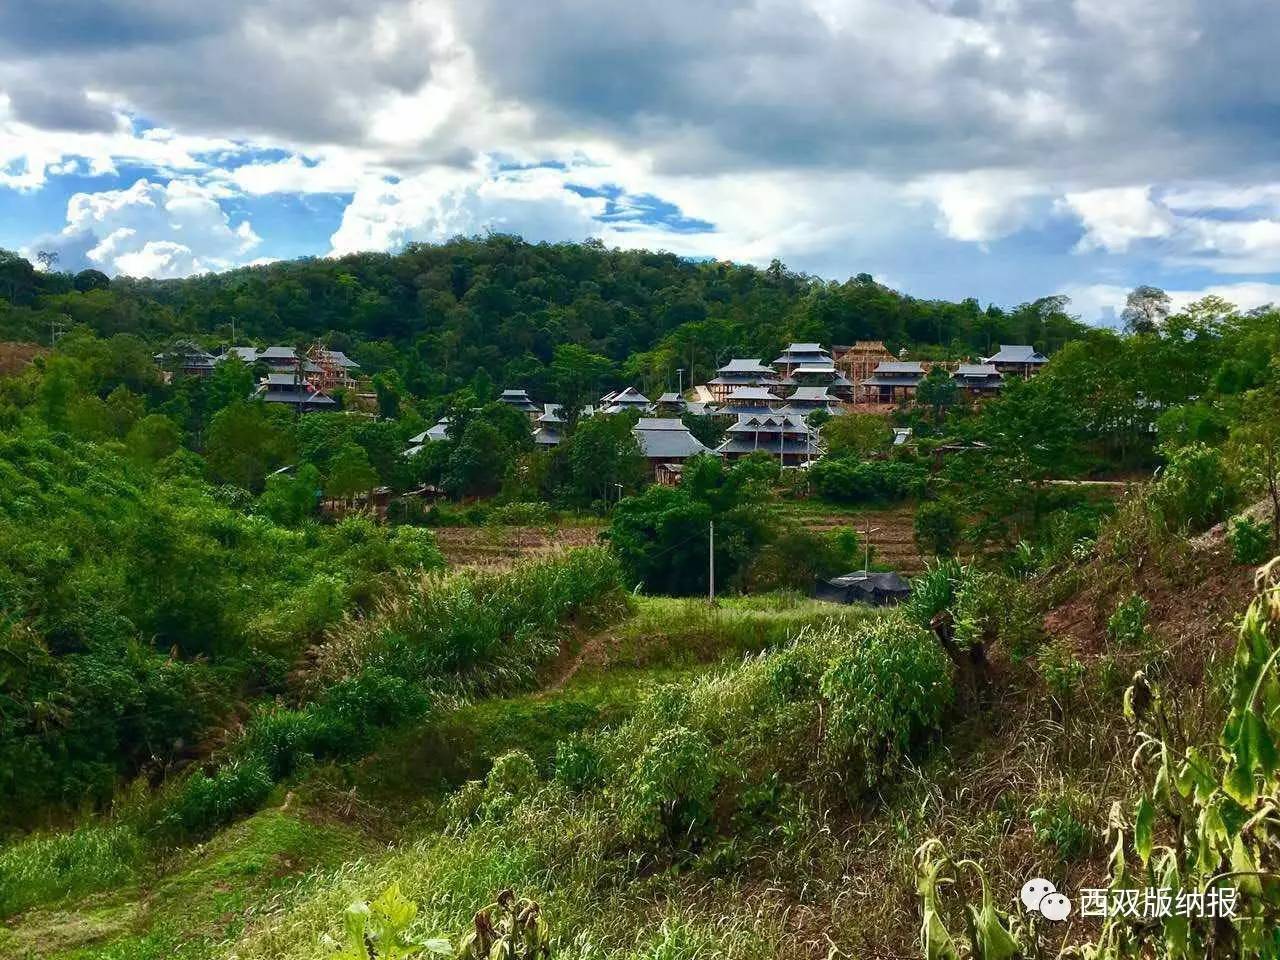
top-left (906, 171), bottom-right (1045, 244)
top-left (32, 178), bottom-right (261, 278)
top-left (328, 163), bottom-right (607, 255)
top-left (1063, 186), bottom-right (1175, 253)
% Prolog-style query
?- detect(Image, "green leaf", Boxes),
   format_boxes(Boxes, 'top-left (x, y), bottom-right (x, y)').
top-left (1232, 834), bottom-right (1264, 898)
top-left (1134, 794), bottom-right (1154, 865)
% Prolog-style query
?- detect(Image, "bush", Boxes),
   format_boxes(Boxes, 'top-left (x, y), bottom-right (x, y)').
top-left (1029, 791), bottom-right (1094, 862)
top-left (1150, 442), bottom-right (1238, 534)
top-left (809, 457), bottom-right (926, 504)
top-left (819, 614), bottom-right (953, 781)
top-left (1228, 514), bottom-right (1272, 565)
top-left (1037, 640), bottom-right (1086, 707)
top-left (486, 501), bottom-right (554, 526)
top-left (1107, 593), bottom-right (1149, 647)
top-left (157, 759), bottom-right (274, 840)
top-left (554, 734), bottom-right (604, 792)
top-left (740, 526), bottom-right (861, 592)
top-left (914, 499), bottom-right (963, 557)
top-left (616, 726), bottom-right (720, 843)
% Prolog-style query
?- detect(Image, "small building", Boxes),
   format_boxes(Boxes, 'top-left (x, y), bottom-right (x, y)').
top-left (722, 386), bottom-right (783, 417)
top-left (780, 385), bottom-right (842, 418)
top-left (772, 342), bottom-right (834, 377)
top-left (220, 346), bottom-right (261, 365)
top-left (601, 387), bottom-right (653, 415)
top-left (499, 388), bottom-right (540, 415)
top-left (403, 417), bottom-right (452, 457)
top-left (255, 373), bottom-right (337, 412)
top-left (952, 363), bottom-right (1004, 396)
top-left (309, 348), bottom-right (361, 389)
top-left (533, 404), bottom-right (565, 446)
top-left (655, 392), bottom-right (686, 414)
top-left (257, 346), bottom-right (301, 372)
top-left (654, 462), bottom-right (685, 486)
top-left (154, 340), bottom-right (216, 378)
top-left (861, 361), bottom-right (926, 403)
top-left (716, 414), bottom-right (819, 465)
top-left (706, 359), bottom-right (781, 402)
top-left (633, 417), bottom-right (711, 475)
top-left (984, 344), bottom-right (1048, 380)
top-left (815, 571), bottom-right (911, 606)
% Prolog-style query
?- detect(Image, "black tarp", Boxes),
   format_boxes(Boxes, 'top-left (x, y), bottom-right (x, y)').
top-left (815, 571), bottom-right (912, 606)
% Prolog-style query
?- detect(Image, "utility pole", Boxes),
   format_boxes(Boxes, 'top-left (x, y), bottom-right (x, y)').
top-left (863, 519), bottom-right (881, 575)
top-left (677, 368), bottom-right (684, 396)
top-left (708, 520), bottom-right (715, 604)
top-left (50, 314), bottom-right (69, 347)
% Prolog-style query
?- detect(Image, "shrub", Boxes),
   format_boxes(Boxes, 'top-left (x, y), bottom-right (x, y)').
top-left (1107, 593), bottom-right (1150, 647)
top-left (904, 559), bottom-right (963, 629)
top-left (553, 734), bottom-right (603, 792)
top-left (740, 526), bottom-right (861, 592)
top-left (1228, 514), bottom-right (1272, 565)
top-left (617, 726), bottom-right (720, 843)
top-left (1150, 442), bottom-right (1238, 533)
top-left (157, 759), bottom-right (274, 840)
top-left (819, 614), bottom-right (953, 781)
top-left (486, 501), bottom-right (554, 526)
top-left (809, 457), bottom-right (926, 504)
top-left (914, 498), bottom-right (963, 557)
top-left (1029, 791), bottom-right (1094, 862)
top-left (1037, 640), bottom-right (1086, 707)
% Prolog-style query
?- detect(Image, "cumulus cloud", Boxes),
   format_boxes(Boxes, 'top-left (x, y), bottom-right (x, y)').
top-left (1064, 187), bottom-right (1176, 253)
top-left (31, 178), bottom-right (261, 278)
top-left (328, 164), bottom-right (607, 255)
top-left (1063, 184), bottom-right (1280, 273)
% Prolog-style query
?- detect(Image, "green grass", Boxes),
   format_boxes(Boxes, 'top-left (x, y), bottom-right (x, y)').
top-left (342, 666), bottom-right (694, 807)
top-left (602, 593), bottom-right (876, 669)
top-left (0, 809), bottom-right (369, 960)
top-left (0, 823), bottom-right (143, 919)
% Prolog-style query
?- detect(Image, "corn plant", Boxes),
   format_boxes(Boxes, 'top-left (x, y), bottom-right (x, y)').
top-left (457, 890), bottom-right (551, 960)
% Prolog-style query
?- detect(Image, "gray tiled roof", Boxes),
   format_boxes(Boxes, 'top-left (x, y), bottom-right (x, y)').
top-left (725, 386), bottom-right (782, 402)
top-left (872, 361), bottom-right (925, 375)
top-left (788, 385), bottom-right (836, 401)
top-left (633, 423), bottom-right (709, 459)
top-left (985, 344), bottom-right (1047, 364)
top-left (717, 358), bottom-right (775, 374)
top-left (608, 387), bottom-right (651, 405)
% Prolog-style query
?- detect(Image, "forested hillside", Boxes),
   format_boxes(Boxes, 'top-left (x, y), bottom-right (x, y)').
top-left (1, 239), bottom-right (1087, 397)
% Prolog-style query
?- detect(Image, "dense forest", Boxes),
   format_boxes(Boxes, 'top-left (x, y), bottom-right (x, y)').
top-left (4, 238), bottom-right (1280, 958)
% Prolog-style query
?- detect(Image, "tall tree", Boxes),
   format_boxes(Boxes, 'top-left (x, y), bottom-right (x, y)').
top-left (1121, 285), bottom-right (1171, 334)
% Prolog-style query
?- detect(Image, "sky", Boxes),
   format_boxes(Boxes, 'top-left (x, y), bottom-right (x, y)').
top-left (4, 0), bottom-right (1280, 324)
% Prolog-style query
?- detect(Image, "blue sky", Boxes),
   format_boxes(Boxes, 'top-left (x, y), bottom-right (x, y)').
top-left (4, 0), bottom-right (1280, 323)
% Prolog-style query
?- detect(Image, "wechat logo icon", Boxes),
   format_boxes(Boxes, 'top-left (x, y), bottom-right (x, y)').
top-left (1021, 878), bottom-right (1072, 922)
